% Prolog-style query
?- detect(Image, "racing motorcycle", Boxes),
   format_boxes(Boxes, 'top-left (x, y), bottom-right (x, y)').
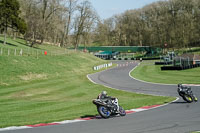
top-left (93, 98), bottom-right (126, 118)
top-left (177, 84), bottom-right (198, 103)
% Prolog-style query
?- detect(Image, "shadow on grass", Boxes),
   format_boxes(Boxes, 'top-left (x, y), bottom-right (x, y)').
top-left (15, 40), bottom-right (28, 46)
top-left (15, 40), bottom-right (42, 50)
top-left (0, 40), bottom-right (17, 47)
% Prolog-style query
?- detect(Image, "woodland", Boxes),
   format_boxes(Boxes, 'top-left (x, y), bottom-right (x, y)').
top-left (1, 0), bottom-right (200, 49)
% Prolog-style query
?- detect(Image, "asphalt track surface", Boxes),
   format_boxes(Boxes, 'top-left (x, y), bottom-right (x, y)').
top-left (1, 61), bottom-right (200, 133)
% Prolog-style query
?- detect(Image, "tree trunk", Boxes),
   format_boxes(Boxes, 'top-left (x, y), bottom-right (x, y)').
top-left (3, 26), bottom-right (7, 45)
top-left (13, 32), bottom-right (16, 40)
top-left (60, 25), bottom-right (66, 47)
top-left (65, 13), bottom-right (71, 46)
top-left (74, 33), bottom-right (80, 50)
top-left (40, 36), bottom-right (44, 44)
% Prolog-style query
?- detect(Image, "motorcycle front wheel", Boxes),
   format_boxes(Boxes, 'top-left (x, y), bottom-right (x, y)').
top-left (183, 94), bottom-right (193, 103)
top-left (119, 106), bottom-right (126, 116)
top-left (193, 95), bottom-right (198, 102)
top-left (97, 106), bottom-right (111, 119)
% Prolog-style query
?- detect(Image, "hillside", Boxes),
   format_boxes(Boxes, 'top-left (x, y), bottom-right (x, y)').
top-left (0, 36), bottom-right (106, 85)
top-left (0, 37), bottom-right (174, 128)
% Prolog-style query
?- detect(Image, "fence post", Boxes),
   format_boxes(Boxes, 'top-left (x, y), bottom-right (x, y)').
top-left (0, 47), bottom-right (2, 55)
top-left (14, 49), bottom-right (16, 56)
top-left (30, 48), bottom-right (32, 55)
top-left (8, 49), bottom-right (10, 56)
top-left (20, 49), bottom-right (23, 56)
top-left (37, 50), bottom-right (38, 59)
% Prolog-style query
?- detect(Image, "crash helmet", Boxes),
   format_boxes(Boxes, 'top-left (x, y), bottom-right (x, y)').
top-left (102, 91), bottom-right (107, 96)
top-left (178, 84), bottom-right (182, 87)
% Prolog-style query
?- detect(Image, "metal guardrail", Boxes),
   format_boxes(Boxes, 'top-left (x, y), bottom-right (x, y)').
top-left (93, 63), bottom-right (113, 71)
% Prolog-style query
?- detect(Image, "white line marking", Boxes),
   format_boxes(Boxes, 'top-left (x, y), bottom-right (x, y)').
top-left (55, 120), bottom-right (85, 124)
top-left (0, 62), bottom-right (181, 132)
top-left (0, 120), bottom-right (86, 131)
top-left (127, 97), bottom-right (179, 114)
top-left (130, 108), bottom-right (147, 112)
top-left (183, 84), bottom-right (200, 87)
top-left (129, 63), bottom-right (176, 86)
top-left (129, 63), bottom-right (200, 87)
top-left (0, 126), bottom-right (32, 132)
top-left (86, 62), bottom-right (180, 114)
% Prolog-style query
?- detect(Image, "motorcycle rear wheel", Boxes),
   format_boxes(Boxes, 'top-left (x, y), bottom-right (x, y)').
top-left (97, 106), bottom-right (111, 119)
top-left (183, 94), bottom-right (193, 103)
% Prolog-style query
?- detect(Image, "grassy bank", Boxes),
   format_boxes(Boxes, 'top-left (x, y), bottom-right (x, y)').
top-left (131, 61), bottom-right (200, 84)
top-left (0, 38), bottom-right (175, 128)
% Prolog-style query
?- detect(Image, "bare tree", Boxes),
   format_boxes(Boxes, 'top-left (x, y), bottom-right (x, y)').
top-left (95, 0), bottom-right (200, 48)
top-left (60, 0), bottom-right (78, 47)
top-left (73, 0), bottom-right (98, 49)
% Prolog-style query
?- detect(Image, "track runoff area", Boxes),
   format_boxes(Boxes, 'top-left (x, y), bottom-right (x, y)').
top-left (0, 103), bottom-right (174, 132)
top-left (0, 61), bottom-right (199, 132)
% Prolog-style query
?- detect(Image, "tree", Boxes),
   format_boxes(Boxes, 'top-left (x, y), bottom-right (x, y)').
top-left (60, 0), bottom-right (78, 47)
top-left (94, 17), bottom-right (116, 46)
top-left (73, 0), bottom-right (98, 49)
top-left (0, 0), bottom-right (27, 45)
top-left (94, 0), bottom-right (200, 49)
top-left (19, 0), bottom-right (65, 47)
top-left (39, 0), bottom-right (63, 44)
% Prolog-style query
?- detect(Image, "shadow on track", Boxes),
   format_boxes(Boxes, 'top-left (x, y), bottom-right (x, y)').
top-left (80, 114), bottom-right (103, 120)
top-left (170, 101), bottom-right (188, 104)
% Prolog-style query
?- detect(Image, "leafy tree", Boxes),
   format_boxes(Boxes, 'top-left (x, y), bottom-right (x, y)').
top-left (94, 0), bottom-right (200, 49)
top-left (0, 0), bottom-right (27, 44)
top-left (73, 0), bottom-right (98, 49)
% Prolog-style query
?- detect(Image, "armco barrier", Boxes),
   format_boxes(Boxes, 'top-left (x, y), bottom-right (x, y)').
top-left (93, 63), bottom-right (112, 71)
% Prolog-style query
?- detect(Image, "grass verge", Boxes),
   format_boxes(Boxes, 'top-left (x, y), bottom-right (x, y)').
top-left (131, 60), bottom-right (200, 84)
top-left (0, 37), bottom-right (175, 128)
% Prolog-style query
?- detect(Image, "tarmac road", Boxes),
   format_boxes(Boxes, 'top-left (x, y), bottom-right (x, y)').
top-left (1, 61), bottom-right (200, 133)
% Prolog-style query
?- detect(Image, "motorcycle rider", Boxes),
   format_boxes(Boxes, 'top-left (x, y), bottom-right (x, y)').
top-left (177, 83), bottom-right (198, 102)
top-left (178, 84), bottom-right (181, 88)
top-left (178, 84), bottom-right (190, 90)
top-left (97, 91), bottom-right (110, 100)
top-left (97, 91), bottom-right (119, 112)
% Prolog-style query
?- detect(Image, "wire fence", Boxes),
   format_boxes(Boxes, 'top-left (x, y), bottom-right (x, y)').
top-left (173, 57), bottom-right (197, 68)
top-left (0, 46), bottom-right (72, 58)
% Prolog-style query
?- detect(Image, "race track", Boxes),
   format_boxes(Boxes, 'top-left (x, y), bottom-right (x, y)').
top-left (1, 61), bottom-right (200, 133)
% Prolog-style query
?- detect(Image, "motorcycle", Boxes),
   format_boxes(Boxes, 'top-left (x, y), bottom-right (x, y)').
top-left (93, 98), bottom-right (126, 118)
top-left (177, 84), bottom-right (198, 103)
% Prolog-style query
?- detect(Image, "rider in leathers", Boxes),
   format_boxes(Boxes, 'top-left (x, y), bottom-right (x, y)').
top-left (97, 91), bottom-right (119, 112)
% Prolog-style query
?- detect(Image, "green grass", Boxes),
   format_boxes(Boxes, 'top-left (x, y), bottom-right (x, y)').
top-left (0, 36), bottom-right (71, 56)
top-left (0, 37), bottom-right (175, 128)
top-left (176, 47), bottom-right (200, 54)
top-left (131, 60), bottom-right (200, 84)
